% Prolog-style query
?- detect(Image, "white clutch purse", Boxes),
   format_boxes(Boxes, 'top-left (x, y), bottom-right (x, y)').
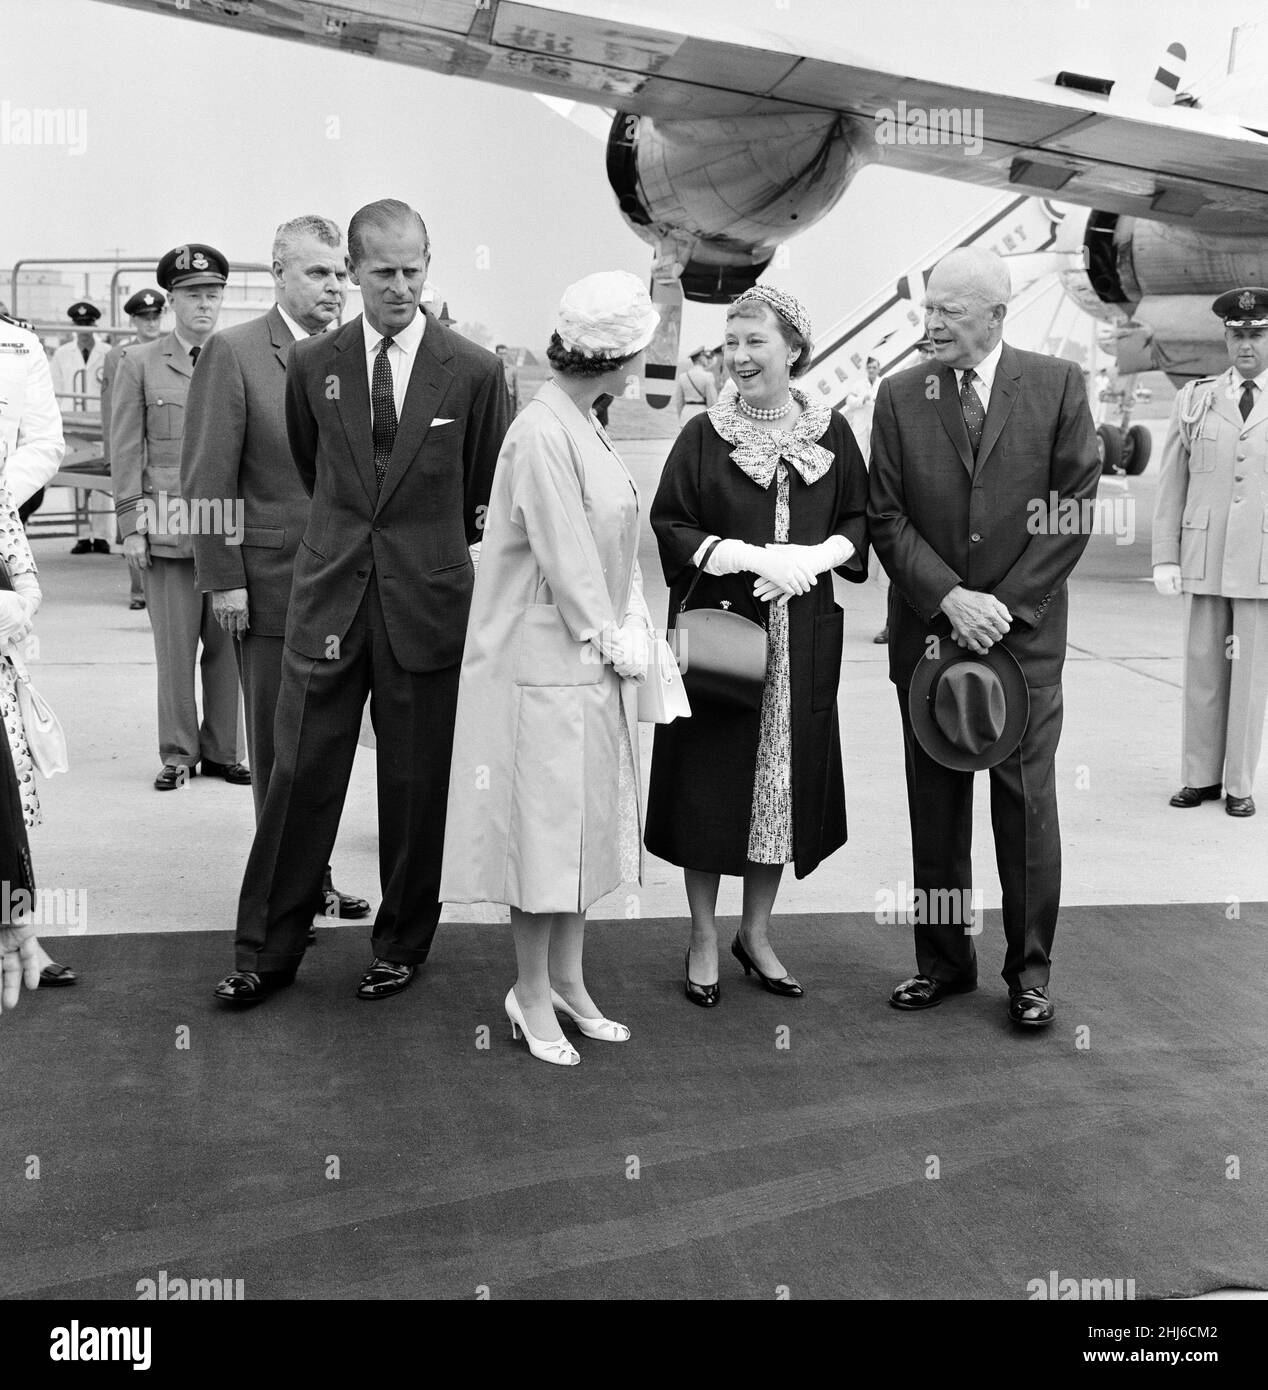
top-left (637, 635), bottom-right (692, 724)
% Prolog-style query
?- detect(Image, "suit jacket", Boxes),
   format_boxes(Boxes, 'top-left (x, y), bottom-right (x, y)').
top-left (182, 306), bottom-right (315, 636)
top-left (110, 331), bottom-right (199, 560)
top-left (1152, 367), bottom-right (1268, 599)
top-left (284, 309), bottom-right (509, 672)
top-left (867, 342), bottom-right (1100, 687)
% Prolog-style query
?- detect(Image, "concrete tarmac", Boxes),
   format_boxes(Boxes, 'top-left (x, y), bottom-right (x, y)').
top-left (19, 418), bottom-right (1266, 949)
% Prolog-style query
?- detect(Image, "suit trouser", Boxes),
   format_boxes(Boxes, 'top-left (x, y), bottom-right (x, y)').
top-left (143, 556), bottom-right (242, 767)
top-left (234, 572), bottom-right (459, 972)
top-left (1182, 594), bottom-right (1268, 799)
top-left (897, 681), bottom-right (1064, 991)
top-left (234, 630), bottom-right (338, 893)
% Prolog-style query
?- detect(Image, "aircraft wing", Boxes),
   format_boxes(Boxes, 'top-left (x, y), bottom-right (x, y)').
top-left (95, 0), bottom-right (1268, 233)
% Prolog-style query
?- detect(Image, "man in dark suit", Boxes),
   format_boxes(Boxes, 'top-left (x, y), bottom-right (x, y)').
top-left (867, 247), bottom-right (1100, 1028)
top-left (214, 199), bottom-right (509, 1005)
top-left (182, 215), bottom-right (370, 931)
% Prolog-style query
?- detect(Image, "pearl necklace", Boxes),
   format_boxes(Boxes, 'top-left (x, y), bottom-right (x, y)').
top-left (737, 393), bottom-right (793, 421)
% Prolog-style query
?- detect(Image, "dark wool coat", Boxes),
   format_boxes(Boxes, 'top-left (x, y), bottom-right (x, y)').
top-left (644, 410), bottom-right (869, 878)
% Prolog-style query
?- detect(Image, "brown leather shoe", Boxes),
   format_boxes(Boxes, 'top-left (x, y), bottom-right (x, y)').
top-left (1169, 784), bottom-right (1221, 808)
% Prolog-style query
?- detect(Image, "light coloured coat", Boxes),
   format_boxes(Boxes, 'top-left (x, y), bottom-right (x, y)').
top-left (441, 380), bottom-right (651, 913)
top-left (1153, 366), bottom-right (1268, 598)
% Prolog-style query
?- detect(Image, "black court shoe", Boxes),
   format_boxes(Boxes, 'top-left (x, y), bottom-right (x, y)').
top-left (684, 948), bottom-right (719, 1008)
top-left (731, 933), bottom-right (803, 997)
top-left (38, 962), bottom-right (77, 987)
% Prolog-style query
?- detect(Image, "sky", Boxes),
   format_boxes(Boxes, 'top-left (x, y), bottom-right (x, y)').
top-left (1, 0), bottom-right (1264, 350)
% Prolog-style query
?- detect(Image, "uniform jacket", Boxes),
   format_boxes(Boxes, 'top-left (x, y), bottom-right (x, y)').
top-left (51, 338), bottom-right (109, 410)
top-left (98, 338), bottom-right (134, 466)
top-left (283, 309), bottom-right (508, 672)
top-left (1152, 367), bottom-right (1268, 599)
top-left (181, 306), bottom-right (315, 637)
top-left (109, 331), bottom-right (199, 560)
top-left (441, 380), bottom-right (650, 912)
top-left (867, 343), bottom-right (1100, 688)
top-left (0, 317), bottom-right (65, 506)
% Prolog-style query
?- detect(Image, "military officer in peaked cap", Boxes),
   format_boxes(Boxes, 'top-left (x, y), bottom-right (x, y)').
top-left (110, 243), bottom-right (248, 790)
top-left (51, 301), bottom-right (115, 553)
top-left (101, 288), bottom-right (166, 608)
top-left (1153, 286), bottom-right (1268, 817)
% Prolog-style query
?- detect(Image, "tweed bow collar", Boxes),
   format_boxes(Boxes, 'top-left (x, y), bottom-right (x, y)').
top-left (707, 383), bottom-right (833, 489)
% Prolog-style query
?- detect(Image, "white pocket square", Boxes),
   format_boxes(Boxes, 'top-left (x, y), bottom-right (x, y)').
top-left (431, 417), bottom-right (455, 426)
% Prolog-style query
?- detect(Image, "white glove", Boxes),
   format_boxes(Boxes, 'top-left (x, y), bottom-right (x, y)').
top-left (1153, 563), bottom-right (1183, 597)
top-left (592, 621), bottom-right (648, 682)
top-left (0, 573), bottom-right (40, 645)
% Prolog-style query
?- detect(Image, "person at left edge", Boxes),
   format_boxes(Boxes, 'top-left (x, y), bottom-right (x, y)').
top-left (182, 215), bottom-right (370, 932)
top-left (0, 310), bottom-right (65, 519)
top-left (102, 288), bottom-right (165, 610)
top-left (214, 199), bottom-right (509, 1006)
top-left (110, 244), bottom-right (248, 791)
top-left (51, 301), bottom-right (116, 555)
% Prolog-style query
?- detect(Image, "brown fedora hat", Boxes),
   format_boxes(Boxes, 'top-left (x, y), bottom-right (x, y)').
top-left (908, 643), bottom-right (1030, 771)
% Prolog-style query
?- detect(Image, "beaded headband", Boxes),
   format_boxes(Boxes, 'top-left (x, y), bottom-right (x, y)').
top-left (730, 285), bottom-right (814, 349)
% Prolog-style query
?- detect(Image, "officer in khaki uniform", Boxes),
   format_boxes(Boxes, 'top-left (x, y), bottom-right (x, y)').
top-left (1153, 286), bottom-right (1268, 817)
top-left (110, 245), bottom-right (247, 791)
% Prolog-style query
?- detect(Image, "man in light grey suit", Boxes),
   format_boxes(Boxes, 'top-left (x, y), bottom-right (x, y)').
top-left (1153, 286), bottom-right (1268, 818)
top-left (181, 215), bottom-right (369, 921)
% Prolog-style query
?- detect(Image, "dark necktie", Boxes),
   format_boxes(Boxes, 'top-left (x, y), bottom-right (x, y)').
top-left (1240, 380), bottom-right (1255, 422)
top-left (190, 345), bottom-right (200, 366)
top-left (81, 346), bottom-right (91, 365)
top-left (371, 337), bottom-right (397, 490)
top-left (960, 368), bottom-right (985, 457)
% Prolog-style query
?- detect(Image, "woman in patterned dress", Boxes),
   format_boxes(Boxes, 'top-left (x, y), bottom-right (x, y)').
top-left (645, 287), bottom-right (869, 1005)
top-left (0, 474), bottom-right (76, 1000)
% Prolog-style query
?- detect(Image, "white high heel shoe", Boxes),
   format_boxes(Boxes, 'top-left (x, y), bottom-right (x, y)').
top-left (505, 987), bottom-right (580, 1066)
top-left (550, 988), bottom-right (631, 1042)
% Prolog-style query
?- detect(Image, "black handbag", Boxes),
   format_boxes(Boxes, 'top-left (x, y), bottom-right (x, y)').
top-left (671, 538), bottom-right (768, 711)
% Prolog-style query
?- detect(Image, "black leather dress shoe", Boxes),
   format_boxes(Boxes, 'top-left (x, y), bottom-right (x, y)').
top-left (154, 763), bottom-right (193, 791)
top-left (356, 958), bottom-right (415, 1000)
top-left (92, 538), bottom-right (111, 554)
top-left (129, 596), bottom-right (146, 611)
top-left (872, 626), bottom-right (889, 644)
top-left (889, 974), bottom-right (977, 1010)
top-left (213, 969), bottom-right (295, 1004)
top-left (1008, 985), bottom-right (1055, 1027)
top-left (1169, 783), bottom-right (1221, 808)
top-left (318, 883), bottom-right (371, 920)
top-left (1226, 795), bottom-right (1255, 817)
top-left (38, 962), bottom-right (77, 987)
top-left (201, 758), bottom-right (252, 785)
top-left (70, 538), bottom-right (92, 555)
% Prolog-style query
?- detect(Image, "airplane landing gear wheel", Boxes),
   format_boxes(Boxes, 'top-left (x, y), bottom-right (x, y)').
top-left (1098, 423), bottom-right (1123, 474)
top-left (1123, 423), bottom-right (1152, 475)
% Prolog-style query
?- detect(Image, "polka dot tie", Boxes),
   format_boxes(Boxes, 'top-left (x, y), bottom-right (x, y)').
top-left (371, 337), bottom-right (397, 490)
top-left (960, 368), bottom-right (985, 457)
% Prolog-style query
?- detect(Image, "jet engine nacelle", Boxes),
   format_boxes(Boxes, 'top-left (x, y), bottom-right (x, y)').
top-left (1070, 211), bottom-right (1268, 377)
top-left (606, 109), bottom-right (872, 302)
